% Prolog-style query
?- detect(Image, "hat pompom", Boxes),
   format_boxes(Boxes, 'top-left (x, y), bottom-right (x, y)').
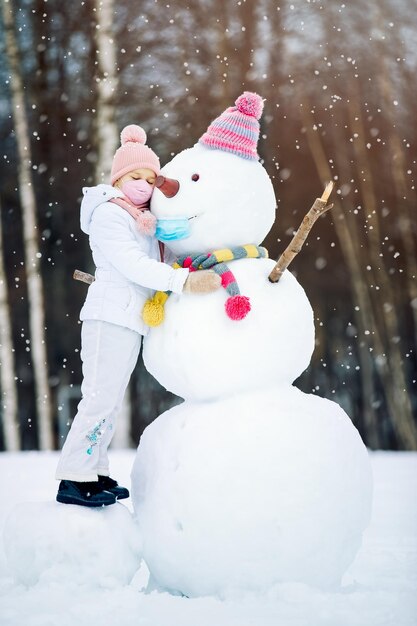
top-left (120, 124), bottom-right (147, 146)
top-left (235, 92), bottom-right (264, 120)
top-left (225, 295), bottom-right (251, 321)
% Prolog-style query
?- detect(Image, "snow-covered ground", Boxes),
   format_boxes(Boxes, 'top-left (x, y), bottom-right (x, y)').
top-left (0, 449), bottom-right (416, 626)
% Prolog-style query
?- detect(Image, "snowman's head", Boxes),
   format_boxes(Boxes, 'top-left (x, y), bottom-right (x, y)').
top-left (151, 93), bottom-right (276, 256)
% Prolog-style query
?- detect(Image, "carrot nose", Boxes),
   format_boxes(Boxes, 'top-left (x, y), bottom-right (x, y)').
top-left (155, 175), bottom-right (180, 198)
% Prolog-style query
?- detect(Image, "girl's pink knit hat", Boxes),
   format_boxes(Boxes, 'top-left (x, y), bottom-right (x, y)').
top-left (111, 125), bottom-right (160, 184)
top-left (198, 92), bottom-right (264, 161)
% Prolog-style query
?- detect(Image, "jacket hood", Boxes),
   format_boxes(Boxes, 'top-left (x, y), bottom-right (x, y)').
top-left (80, 184), bottom-right (124, 234)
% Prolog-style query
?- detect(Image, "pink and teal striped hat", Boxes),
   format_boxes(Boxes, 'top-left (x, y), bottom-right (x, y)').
top-left (198, 92), bottom-right (264, 161)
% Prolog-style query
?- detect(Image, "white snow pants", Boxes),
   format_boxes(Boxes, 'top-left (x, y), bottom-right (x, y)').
top-left (55, 320), bottom-right (142, 482)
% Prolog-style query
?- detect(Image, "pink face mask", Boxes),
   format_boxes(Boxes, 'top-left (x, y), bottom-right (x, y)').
top-left (121, 179), bottom-right (154, 205)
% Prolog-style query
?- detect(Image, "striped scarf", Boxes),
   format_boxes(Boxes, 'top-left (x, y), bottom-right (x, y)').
top-left (142, 244), bottom-right (268, 327)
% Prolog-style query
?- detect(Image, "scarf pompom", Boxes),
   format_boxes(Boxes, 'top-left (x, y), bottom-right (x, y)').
top-left (110, 197), bottom-right (156, 236)
top-left (137, 211), bottom-right (157, 236)
top-left (225, 295), bottom-right (251, 321)
top-left (143, 291), bottom-right (169, 326)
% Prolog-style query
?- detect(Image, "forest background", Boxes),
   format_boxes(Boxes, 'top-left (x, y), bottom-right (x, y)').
top-left (0, 0), bottom-right (416, 452)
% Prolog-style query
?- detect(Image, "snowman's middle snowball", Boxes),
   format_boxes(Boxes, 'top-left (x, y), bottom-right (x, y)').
top-left (143, 258), bottom-right (315, 401)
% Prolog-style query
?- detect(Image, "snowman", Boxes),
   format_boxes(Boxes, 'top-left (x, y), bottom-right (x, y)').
top-left (131, 93), bottom-right (373, 597)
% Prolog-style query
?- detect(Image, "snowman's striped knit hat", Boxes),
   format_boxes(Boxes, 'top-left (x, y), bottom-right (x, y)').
top-left (198, 92), bottom-right (264, 161)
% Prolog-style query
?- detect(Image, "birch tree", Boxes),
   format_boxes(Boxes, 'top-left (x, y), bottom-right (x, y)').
top-left (94, 0), bottom-right (119, 182)
top-left (2, 0), bottom-right (53, 450)
top-left (0, 197), bottom-right (19, 451)
top-left (94, 0), bottom-right (131, 447)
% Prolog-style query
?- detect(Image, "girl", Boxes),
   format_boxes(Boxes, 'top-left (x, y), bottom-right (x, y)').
top-left (55, 125), bottom-right (219, 507)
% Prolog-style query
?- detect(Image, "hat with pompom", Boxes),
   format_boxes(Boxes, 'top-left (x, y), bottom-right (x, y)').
top-left (111, 125), bottom-right (160, 184)
top-left (198, 91), bottom-right (264, 160)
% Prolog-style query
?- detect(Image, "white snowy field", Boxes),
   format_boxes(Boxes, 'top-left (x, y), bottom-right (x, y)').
top-left (0, 449), bottom-right (416, 626)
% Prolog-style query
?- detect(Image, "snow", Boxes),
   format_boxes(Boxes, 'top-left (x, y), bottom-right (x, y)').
top-left (0, 450), bottom-right (416, 626)
top-left (142, 132), bottom-right (370, 596)
top-left (132, 386), bottom-right (372, 596)
top-left (144, 261), bottom-right (315, 400)
top-left (4, 502), bottom-right (141, 588)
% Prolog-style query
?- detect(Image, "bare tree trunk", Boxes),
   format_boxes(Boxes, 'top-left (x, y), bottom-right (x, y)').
top-left (94, 0), bottom-right (119, 182)
top-left (0, 198), bottom-right (20, 451)
top-left (347, 84), bottom-right (417, 449)
top-left (217, 0), bottom-right (233, 106)
top-left (303, 94), bottom-right (417, 449)
top-left (3, 0), bottom-right (53, 450)
top-left (237, 0), bottom-right (258, 90)
top-left (300, 100), bottom-right (381, 448)
top-left (373, 14), bottom-right (417, 346)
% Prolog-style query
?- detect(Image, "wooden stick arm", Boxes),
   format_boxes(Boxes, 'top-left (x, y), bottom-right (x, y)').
top-left (268, 182), bottom-right (334, 283)
top-left (73, 269), bottom-right (95, 284)
top-left (320, 181), bottom-right (334, 203)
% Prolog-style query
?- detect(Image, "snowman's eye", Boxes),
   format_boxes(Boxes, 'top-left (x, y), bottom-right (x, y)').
top-left (191, 173), bottom-right (200, 182)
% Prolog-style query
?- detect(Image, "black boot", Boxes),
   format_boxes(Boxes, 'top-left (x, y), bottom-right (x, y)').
top-left (98, 475), bottom-right (129, 500)
top-left (56, 479), bottom-right (116, 507)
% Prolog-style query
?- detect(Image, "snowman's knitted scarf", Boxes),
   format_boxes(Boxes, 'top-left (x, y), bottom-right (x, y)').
top-left (142, 244), bottom-right (268, 327)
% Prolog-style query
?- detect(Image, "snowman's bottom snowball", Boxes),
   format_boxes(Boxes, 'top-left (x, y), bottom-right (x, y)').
top-left (131, 386), bottom-right (373, 597)
top-left (4, 501), bottom-right (142, 587)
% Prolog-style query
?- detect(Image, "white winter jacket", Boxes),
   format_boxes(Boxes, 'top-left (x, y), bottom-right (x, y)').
top-left (79, 184), bottom-right (188, 335)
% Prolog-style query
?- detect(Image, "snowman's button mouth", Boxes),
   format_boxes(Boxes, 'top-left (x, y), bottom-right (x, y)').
top-left (188, 213), bottom-right (203, 221)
